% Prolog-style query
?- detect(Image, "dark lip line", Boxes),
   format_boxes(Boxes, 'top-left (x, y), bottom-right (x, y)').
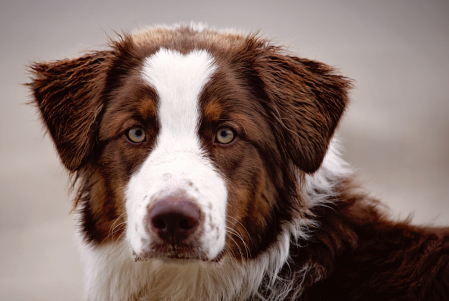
top-left (132, 249), bottom-right (225, 263)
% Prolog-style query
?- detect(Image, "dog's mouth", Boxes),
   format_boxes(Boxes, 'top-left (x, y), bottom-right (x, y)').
top-left (132, 245), bottom-right (225, 263)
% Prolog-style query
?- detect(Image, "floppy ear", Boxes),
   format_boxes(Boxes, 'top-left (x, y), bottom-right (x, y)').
top-left (257, 50), bottom-right (352, 173)
top-left (28, 51), bottom-right (112, 172)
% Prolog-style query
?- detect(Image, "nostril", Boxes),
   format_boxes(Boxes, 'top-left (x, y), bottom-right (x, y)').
top-left (179, 216), bottom-right (197, 231)
top-left (152, 218), bottom-right (167, 230)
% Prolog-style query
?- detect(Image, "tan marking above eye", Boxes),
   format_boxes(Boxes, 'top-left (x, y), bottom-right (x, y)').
top-left (127, 127), bottom-right (146, 143)
top-left (216, 127), bottom-right (235, 144)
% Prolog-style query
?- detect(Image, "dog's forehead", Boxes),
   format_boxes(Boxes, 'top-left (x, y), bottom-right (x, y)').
top-left (141, 48), bottom-right (217, 135)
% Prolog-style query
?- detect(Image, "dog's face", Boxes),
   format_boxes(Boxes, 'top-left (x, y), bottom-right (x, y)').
top-left (29, 25), bottom-right (351, 263)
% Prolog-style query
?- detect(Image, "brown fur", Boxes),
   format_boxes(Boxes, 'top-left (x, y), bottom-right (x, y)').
top-left (28, 51), bottom-right (112, 171)
top-left (289, 181), bottom-right (449, 301)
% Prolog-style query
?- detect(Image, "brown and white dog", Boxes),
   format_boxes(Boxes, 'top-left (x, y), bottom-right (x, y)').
top-left (29, 24), bottom-right (449, 301)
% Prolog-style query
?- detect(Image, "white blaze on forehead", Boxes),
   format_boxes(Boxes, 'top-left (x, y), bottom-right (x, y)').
top-left (141, 48), bottom-right (216, 139)
top-left (126, 48), bottom-right (227, 260)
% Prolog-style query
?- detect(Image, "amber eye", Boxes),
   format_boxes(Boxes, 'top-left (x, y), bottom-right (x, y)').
top-left (215, 127), bottom-right (235, 144)
top-left (126, 127), bottom-right (146, 143)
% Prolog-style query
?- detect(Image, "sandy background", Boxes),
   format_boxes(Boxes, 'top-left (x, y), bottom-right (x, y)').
top-left (1, 1), bottom-right (448, 300)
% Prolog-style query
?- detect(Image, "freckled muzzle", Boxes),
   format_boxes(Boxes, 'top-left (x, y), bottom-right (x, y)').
top-left (125, 158), bottom-right (229, 262)
top-left (130, 190), bottom-right (208, 261)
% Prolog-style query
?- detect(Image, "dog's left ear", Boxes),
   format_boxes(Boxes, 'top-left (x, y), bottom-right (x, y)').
top-left (256, 50), bottom-right (353, 173)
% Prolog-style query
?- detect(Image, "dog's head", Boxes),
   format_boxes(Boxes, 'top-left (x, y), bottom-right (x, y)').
top-left (29, 25), bottom-right (351, 263)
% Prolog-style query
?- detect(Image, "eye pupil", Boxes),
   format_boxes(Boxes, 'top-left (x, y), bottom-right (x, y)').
top-left (216, 127), bottom-right (235, 144)
top-left (127, 127), bottom-right (146, 143)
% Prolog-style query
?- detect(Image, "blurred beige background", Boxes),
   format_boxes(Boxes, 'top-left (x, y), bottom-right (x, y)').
top-left (1, 0), bottom-right (448, 300)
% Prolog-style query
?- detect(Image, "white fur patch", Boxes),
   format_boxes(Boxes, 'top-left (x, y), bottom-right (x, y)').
top-left (79, 236), bottom-right (284, 301)
top-left (304, 138), bottom-right (352, 206)
top-left (125, 49), bottom-right (227, 261)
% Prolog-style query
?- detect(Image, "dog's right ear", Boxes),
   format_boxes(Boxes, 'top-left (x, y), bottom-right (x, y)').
top-left (28, 51), bottom-right (112, 172)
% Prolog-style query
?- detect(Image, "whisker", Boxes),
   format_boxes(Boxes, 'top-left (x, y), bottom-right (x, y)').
top-left (226, 231), bottom-right (245, 259)
top-left (105, 212), bottom-right (128, 241)
top-left (225, 215), bottom-right (253, 256)
top-left (225, 226), bottom-right (251, 258)
top-left (226, 215), bottom-right (252, 243)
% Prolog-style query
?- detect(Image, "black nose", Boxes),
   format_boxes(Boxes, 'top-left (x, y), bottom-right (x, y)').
top-left (148, 198), bottom-right (201, 244)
